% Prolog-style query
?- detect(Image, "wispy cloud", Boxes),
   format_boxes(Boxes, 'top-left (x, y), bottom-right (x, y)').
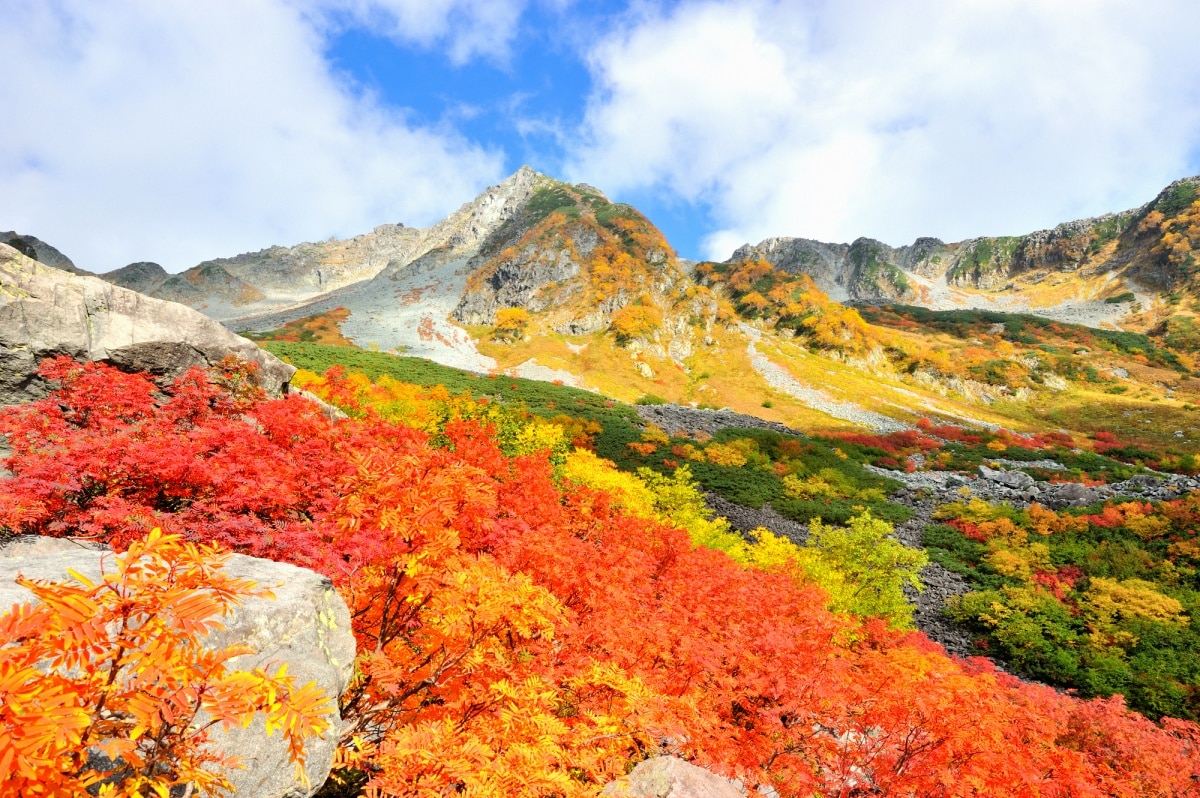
top-left (567, 0), bottom-right (1200, 259)
top-left (311, 0), bottom-right (532, 65)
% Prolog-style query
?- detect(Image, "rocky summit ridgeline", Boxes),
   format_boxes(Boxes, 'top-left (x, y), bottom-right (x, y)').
top-left (104, 166), bottom-right (549, 323)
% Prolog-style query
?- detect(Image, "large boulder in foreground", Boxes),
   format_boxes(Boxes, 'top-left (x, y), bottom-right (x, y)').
top-left (0, 536), bottom-right (356, 798)
top-left (602, 756), bottom-right (750, 798)
top-left (0, 243), bottom-right (294, 403)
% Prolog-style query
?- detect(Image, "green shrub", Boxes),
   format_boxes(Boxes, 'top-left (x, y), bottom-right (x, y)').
top-left (635, 393), bottom-right (667, 405)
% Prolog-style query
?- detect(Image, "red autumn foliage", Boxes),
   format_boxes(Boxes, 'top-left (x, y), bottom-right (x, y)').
top-left (916, 417), bottom-right (986, 445)
top-left (1084, 505), bottom-right (1129, 529)
top-left (2, 358), bottom-right (1200, 797)
top-left (1090, 430), bottom-right (1142, 456)
top-left (1032, 567), bottom-right (1083, 602)
top-left (824, 430), bottom-right (941, 456)
top-left (951, 520), bottom-right (988, 543)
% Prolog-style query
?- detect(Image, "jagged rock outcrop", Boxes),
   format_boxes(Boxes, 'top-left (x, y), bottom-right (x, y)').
top-left (977, 464), bottom-right (1036, 490)
top-left (901, 236), bottom-right (950, 278)
top-left (450, 180), bottom-right (608, 326)
top-left (452, 240), bottom-right (587, 325)
top-left (732, 234), bottom-right (957, 302)
top-left (1009, 212), bottom-right (1133, 275)
top-left (174, 169), bottom-right (692, 364)
top-left (107, 223), bottom-right (427, 321)
top-left (731, 237), bottom-right (853, 301)
top-left (165, 223), bottom-right (425, 320)
top-left (845, 238), bottom-right (914, 299)
top-left (1041, 481), bottom-right (1102, 509)
top-left (0, 244), bottom-right (294, 402)
top-left (602, 756), bottom-right (749, 798)
top-left (0, 535), bottom-right (356, 798)
top-left (1125, 175), bottom-right (1200, 289)
top-left (635, 403), bottom-right (802, 439)
top-left (450, 177), bottom-right (693, 353)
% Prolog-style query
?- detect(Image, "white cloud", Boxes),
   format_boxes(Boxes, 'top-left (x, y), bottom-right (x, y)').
top-left (567, 0), bottom-right (1200, 260)
top-left (0, 0), bottom-right (506, 272)
top-left (312, 0), bottom-right (530, 65)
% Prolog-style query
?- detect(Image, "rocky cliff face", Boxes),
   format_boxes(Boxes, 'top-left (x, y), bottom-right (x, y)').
top-left (150, 261), bottom-right (266, 311)
top-left (0, 243), bottom-right (294, 401)
top-left (227, 169), bottom-right (709, 368)
top-left (106, 222), bottom-right (426, 321)
top-left (220, 167), bottom-right (551, 371)
top-left (1124, 175), bottom-right (1200, 289)
top-left (729, 237), bottom-right (854, 301)
top-left (732, 234), bottom-right (958, 301)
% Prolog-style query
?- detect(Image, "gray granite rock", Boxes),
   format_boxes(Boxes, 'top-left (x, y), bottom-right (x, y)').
top-left (101, 261), bottom-right (170, 294)
top-left (635, 403), bottom-right (803, 439)
top-left (0, 244), bottom-right (294, 402)
top-left (1042, 481), bottom-right (1102, 509)
top-left (978, 464), bottom-right (1035, 490)
top-left (602, 756), bottom-right (746, 798)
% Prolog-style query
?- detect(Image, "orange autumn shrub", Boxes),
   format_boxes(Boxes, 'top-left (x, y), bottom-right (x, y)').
top-left (0, 528), bottom-right (331, 797)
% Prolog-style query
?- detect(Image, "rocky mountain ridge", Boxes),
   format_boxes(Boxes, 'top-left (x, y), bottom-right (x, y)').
top-left (221, 166), bottom-right (551, 370)
top-left (1, 231), bottom-right (89, 275)
top-left (736, 175), bottom-right (1199, 317)
top-left (7, 170), bottom-right (1195, 337)
top-left (7, 170), bottom-right (1187, 353)
top-left (52, 170), bottom-right (1177, 329)
top-left (103, 167), bottom-right (549, 325)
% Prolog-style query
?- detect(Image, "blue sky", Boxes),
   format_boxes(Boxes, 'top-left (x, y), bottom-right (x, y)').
top-left (4, 1), bottom-right (1200, 273)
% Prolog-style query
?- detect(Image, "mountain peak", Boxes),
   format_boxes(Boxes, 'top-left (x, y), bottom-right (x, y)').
top-left (494, 165), bottom-right (549, 193)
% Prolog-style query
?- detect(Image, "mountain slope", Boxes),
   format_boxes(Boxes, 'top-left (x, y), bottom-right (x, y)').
top-left (72, 168), bottom-right (1200, 441)
top-left (228, 166), bottom-right (552, 370)
top-left (99, 169), bottom-right (1199, 341)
